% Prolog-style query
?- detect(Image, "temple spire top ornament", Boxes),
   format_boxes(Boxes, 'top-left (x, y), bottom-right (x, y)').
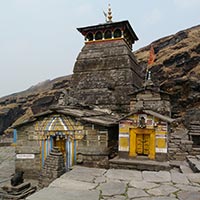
top-left (107, 4), bottom-right (113, 23)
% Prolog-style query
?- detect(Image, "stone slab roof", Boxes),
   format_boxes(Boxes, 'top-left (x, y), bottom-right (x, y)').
top-left (143, 110), bottom-right (174, 123)
top-left (120, 109), bottom-right (175, 123)
top-left (13, 106), bottom-right (118, 128)
top-left (129, 86), bottom-right (170, 96)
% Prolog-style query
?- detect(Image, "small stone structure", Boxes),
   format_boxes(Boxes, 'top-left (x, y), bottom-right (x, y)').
top-left (0, 182), bottom-right (36, 199)
top-left (118, 110), bottom-right (174, 161)
top-left (39, 147), bottom-right (65, 188)
top-left (13, 107), bottom-right (118, 180)
top-left (11, 171), bottom-right (24, 187)
top-left (118, 80), bottom-right (174, 161)
top-left (189, 121), bottom-right (200, 155)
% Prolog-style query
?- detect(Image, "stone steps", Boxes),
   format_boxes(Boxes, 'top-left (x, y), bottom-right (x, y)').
top-left (179, 161), bottom-right (194, 174)
top-left (109, 157), bottom-right (171, 171)
top-left (186, 155), bottom-right (200, 173)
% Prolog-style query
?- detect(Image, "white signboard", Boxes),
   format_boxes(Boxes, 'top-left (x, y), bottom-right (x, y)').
top-left (119, 134), bottom-right (129, 152)
top-left (156, 148), bottom-right (167, 153)
top-left (16, 154), bottom-right (35, 159)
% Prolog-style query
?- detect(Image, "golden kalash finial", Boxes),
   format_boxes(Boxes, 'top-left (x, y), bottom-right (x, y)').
top-left (107, 4), bottom-right (113, 22)
top-left (103, 4), bottom-right (113, 23)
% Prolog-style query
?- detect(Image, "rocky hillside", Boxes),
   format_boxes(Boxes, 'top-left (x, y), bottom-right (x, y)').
top-left (135, 24), bottom-right (200, 127)
top-left (0, 24), bottom-right (199, 135)
top-left (0, 75), bottom-right (72, 135)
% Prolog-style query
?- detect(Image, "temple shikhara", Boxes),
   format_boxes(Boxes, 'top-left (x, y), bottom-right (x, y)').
top-left (70, 5), bottom-right (142, 112)
top-left (11, 5), bottom-right (196, 185)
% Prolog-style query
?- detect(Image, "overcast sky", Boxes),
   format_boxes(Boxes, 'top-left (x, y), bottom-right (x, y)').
top-left (0, 0), bottom-right (200, 97)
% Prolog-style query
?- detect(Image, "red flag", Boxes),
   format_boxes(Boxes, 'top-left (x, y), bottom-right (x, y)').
top-left (148, 46), bottom-right (156, 66)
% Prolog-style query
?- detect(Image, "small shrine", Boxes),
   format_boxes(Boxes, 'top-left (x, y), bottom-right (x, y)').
top-left (118, 67), bottom-right (174, 161)
top-left (119, 109), bottom-right (174, 161)
top-left (13, 107), bottom-right (118, 180)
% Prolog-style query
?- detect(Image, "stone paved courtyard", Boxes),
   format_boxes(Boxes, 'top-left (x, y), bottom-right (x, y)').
top-left (27, 166), bottom-right (200, 200)
top-left (1, 146), bottom-right (200, 200)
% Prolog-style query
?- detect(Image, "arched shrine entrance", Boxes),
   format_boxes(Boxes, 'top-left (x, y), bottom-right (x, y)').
top-left (35, 114), bottom-right (84, 170)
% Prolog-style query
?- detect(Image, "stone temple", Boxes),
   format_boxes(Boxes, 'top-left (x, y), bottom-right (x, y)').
top-left (10, 5), bottom-right (199, 187)
top-left (70, 7), bottom-right (143, 113)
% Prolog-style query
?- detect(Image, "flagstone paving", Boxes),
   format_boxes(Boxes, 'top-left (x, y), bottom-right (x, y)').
top-left (27, 166), bottom-right (200, 200)
top-left (0, 146), bottom-right (200, 200)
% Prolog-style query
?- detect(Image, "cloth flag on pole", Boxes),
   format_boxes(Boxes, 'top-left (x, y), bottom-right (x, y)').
top-left (148, 46), bottom-right (156, 66)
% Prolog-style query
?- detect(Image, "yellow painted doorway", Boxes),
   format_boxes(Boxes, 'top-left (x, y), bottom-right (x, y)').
top-left (129, 128), bottom-right (155, 159)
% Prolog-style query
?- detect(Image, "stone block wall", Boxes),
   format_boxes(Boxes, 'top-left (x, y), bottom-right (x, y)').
top-left (77, 125), bottom-right (113, 168)
top-left (71, 40), bottom-right (143, 113)
top-left (168, 128), bottom-right (193, 161)
top-left (15, 123), bottom-right (41, 179)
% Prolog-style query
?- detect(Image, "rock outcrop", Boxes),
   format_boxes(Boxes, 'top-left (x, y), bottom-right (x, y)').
top-left (0, 75), bottom-right (71, 135)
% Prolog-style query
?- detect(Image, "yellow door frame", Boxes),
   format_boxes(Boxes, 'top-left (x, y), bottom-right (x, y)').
top-left (129, 128), bottom-right (155, 159)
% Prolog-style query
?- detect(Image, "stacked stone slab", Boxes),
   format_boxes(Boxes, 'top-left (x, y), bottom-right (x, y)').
top-left (168, 121), bottom-right (200, 161)
top-left (189, 121), bottom-right (200, 135)
top-left (130, 84), bottom-right (171, 116)
top-left (38, 147), bottom-right (65, 188)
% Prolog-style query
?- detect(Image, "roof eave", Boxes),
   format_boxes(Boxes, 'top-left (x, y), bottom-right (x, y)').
top-left (119, 109), bottom-right (175, 123)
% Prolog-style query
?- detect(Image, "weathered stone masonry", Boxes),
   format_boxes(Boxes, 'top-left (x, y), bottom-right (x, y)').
top-left (71, 21), bottom-right (143, 113)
